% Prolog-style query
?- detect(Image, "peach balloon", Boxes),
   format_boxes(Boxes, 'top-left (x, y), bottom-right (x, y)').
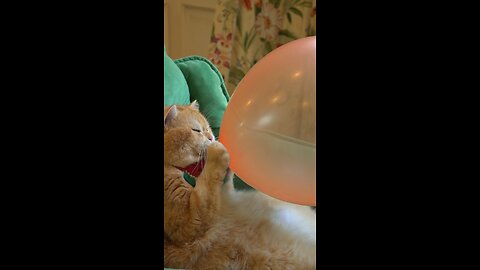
top-left (219, 36), bottom-right (316, 206)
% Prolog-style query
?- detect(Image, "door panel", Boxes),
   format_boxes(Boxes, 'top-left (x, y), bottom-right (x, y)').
top-left (164, 0), bottom-right (216, 60)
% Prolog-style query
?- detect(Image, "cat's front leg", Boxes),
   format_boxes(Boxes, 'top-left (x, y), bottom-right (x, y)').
top-left (165, 143), bottom-right (230, 244)
top-left (189, 142), bottom-right (229, 228)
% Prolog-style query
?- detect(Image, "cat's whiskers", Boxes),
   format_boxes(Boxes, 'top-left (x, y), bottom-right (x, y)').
top-left (203, 111), bottom-right (214, 123)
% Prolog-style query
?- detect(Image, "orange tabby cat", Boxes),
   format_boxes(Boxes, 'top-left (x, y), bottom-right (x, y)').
top-left (164, 101), bottom-right (316, 270)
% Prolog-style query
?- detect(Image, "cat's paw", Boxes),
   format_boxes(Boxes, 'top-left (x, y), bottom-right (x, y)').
top-left (206, 141), bottom-right (230, 170)
top-left (222, 168), bottom-right (235, 192)
top-left (224, 167), bottom-right (234, 182)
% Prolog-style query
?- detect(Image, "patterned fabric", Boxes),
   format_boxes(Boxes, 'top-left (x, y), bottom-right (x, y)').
top-left (208, 0), bottom-right (316, 94)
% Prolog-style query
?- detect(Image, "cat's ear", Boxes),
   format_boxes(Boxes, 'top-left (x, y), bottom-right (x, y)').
top-left (190, 100), bottom-right (200, 110)
top-left (164, 105), bottom-right (177, 127)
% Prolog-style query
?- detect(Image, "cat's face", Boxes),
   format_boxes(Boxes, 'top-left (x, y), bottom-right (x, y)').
top-left (164, 101), bottom-right (215, 177)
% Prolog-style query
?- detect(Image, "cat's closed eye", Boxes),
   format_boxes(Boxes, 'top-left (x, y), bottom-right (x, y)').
top-left (192, 128), bottom-right (201, 133)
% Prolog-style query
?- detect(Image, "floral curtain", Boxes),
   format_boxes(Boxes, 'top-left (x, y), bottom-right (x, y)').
top-left (207, 0), bottom-right (316, 94)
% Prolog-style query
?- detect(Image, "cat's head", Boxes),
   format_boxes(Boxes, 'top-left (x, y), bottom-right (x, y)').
top-left (164, 101), bottom-right (215, 177)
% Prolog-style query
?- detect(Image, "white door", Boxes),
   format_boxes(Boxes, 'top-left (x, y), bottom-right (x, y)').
top-left (164, 0), bottom-right (217, 60)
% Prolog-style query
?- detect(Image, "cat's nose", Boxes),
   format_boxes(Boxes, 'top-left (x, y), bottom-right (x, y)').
top-left (207, 134), bottom-right (214, 141)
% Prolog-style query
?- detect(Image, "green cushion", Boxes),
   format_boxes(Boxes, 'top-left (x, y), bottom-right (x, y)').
top-left (174, 56), bottom-right (229, 138)
top-left (164, 47), bottom-right (190, 106)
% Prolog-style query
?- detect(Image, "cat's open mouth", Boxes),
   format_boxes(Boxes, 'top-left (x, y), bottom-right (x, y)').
top-left (176, 159), bottom-right (205, 178)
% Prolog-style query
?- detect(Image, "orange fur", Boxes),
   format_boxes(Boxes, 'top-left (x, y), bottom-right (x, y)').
top-left (164, 103), bottom-right (316, 270)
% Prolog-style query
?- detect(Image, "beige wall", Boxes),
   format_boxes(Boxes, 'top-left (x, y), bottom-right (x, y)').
top-left (164, 0), bottom-right (216, 60)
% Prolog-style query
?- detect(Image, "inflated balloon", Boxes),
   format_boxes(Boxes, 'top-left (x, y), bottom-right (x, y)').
top-left (219, 36), bottom-right (316, 206)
